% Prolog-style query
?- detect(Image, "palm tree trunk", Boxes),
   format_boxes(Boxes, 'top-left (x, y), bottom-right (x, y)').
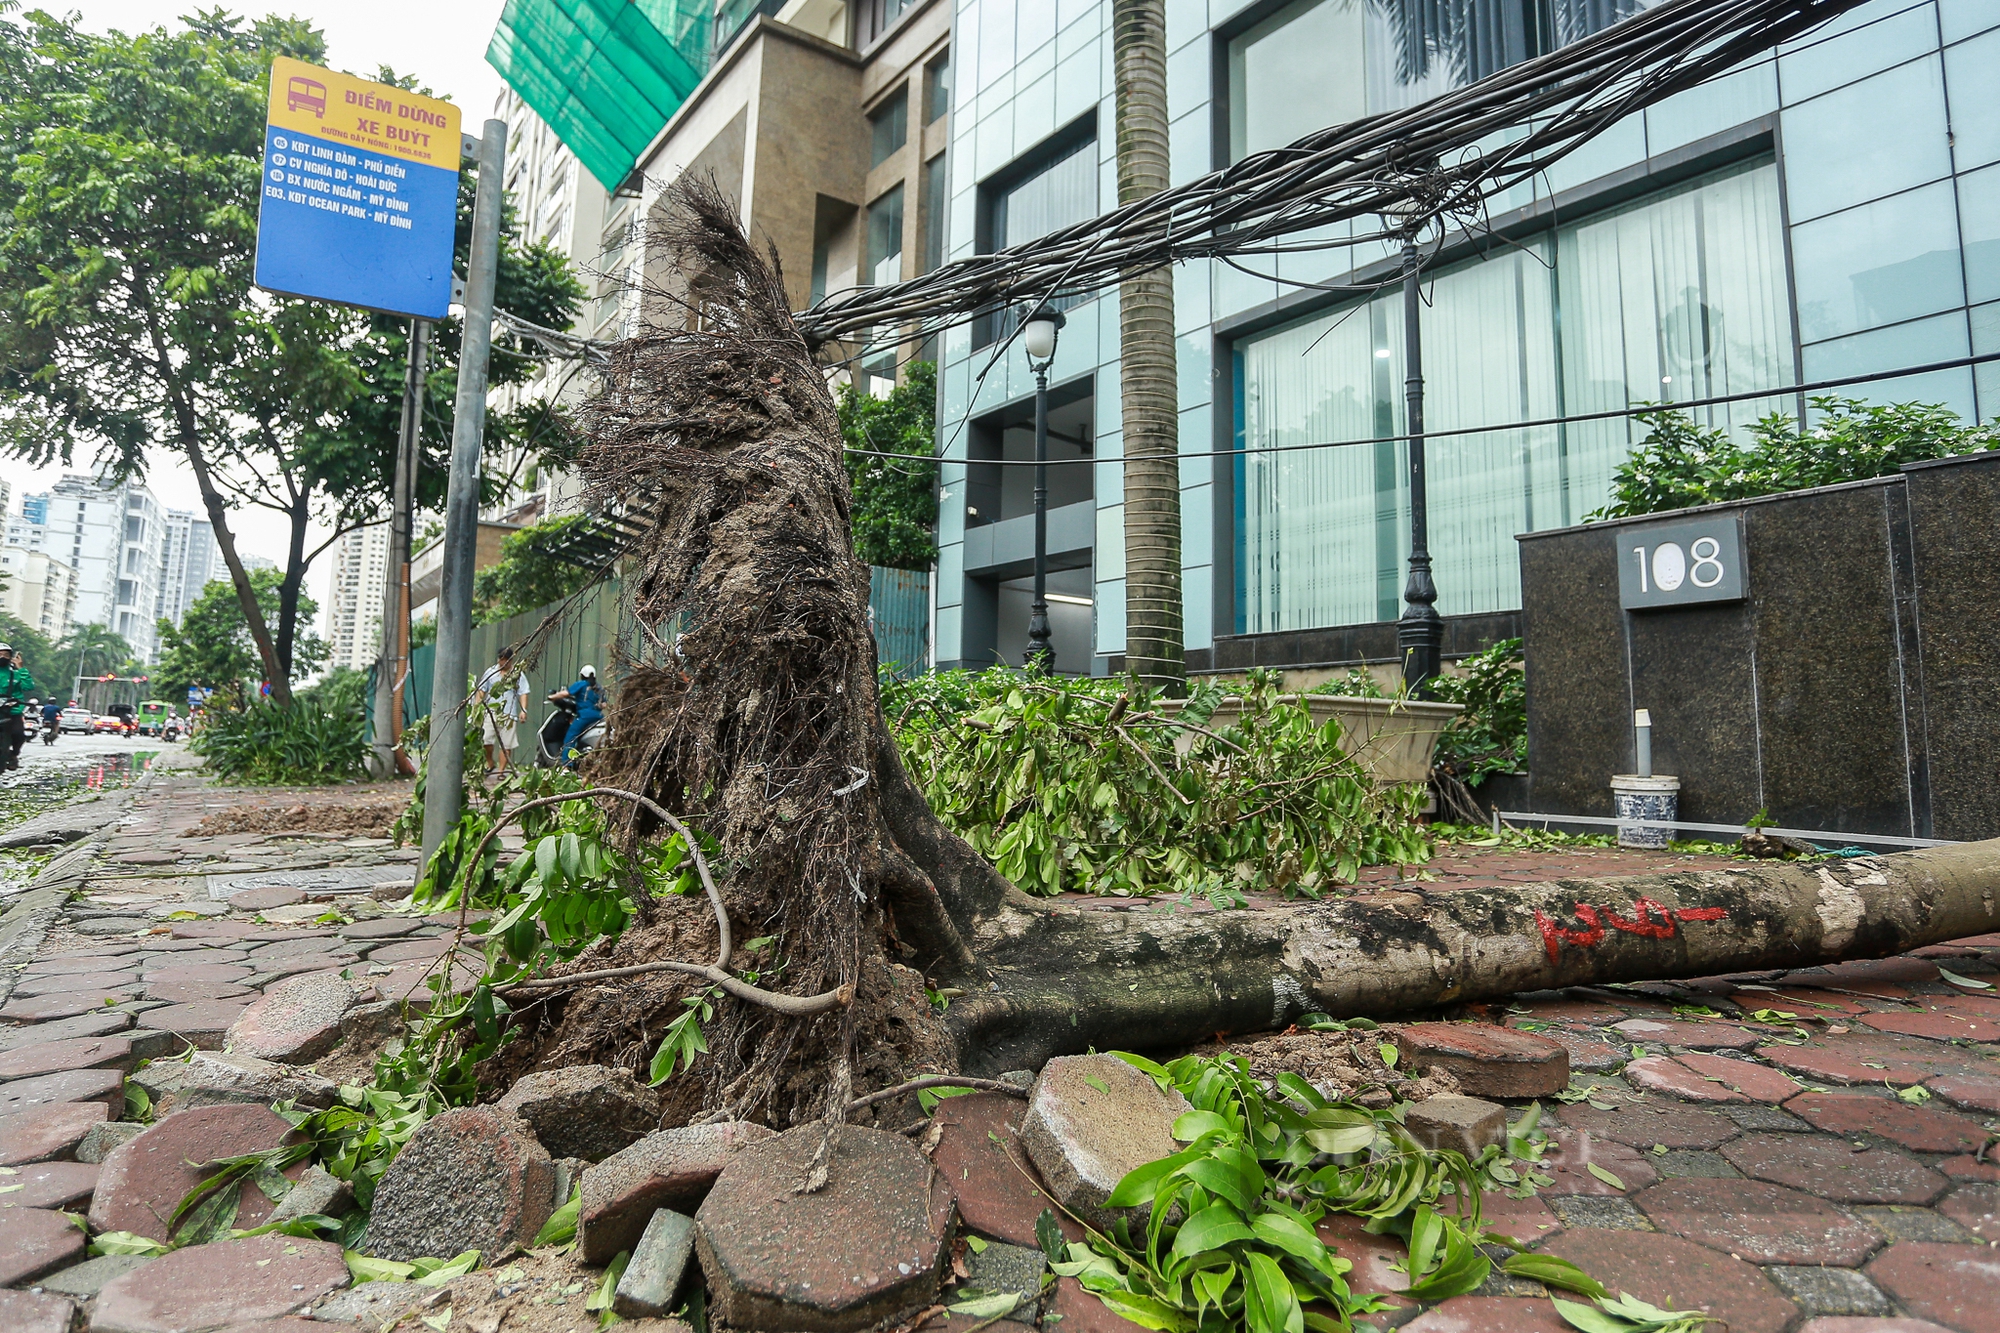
top-left (1114, 0), bottom-right (1183, 690)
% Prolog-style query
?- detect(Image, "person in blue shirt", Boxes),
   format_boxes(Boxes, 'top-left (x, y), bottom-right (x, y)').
top-left (41, 698), bottom-right (62, 742)
top-left (548, 664), bottom-right (603, 768)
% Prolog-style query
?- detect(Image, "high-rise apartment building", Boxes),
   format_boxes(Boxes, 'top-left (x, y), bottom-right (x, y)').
top-left (43, 475), bottom-right (165, 660)
top-left (323, 524), bottom-right (392, 674)
top-left (155, 509), bottom-right (220, 629)
top-left (0, 547), bottom-right (77, 643)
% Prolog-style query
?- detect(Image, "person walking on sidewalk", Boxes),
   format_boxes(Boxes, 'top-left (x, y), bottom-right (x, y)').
top-left (0, 645), bottom-right (38, 771)
top-left (475, 644), bottom-right (531, 775)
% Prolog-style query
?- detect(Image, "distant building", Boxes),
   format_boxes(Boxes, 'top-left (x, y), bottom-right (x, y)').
top-left (4, 493), bottom-right (46, 553)
top-left (324, 524), bottom-right (392, 674)
top-left (0, 547), bottom-right (78, 644)
top-left (155, 509), bottom-right (221, 629)
top-left (44, 475), bottom-right (164, 660)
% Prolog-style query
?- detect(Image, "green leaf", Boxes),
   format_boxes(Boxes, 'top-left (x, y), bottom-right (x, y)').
top-left (1938, 967), bottom-right (1993, 990)
top-left (1035, 1209), bottom-right (1066, 1263)
top-left (1169, 1203), bottom-right (1257, 1264)
top-left (949, 1293), bottom-right (1025, 1319)
top-left (346, 1251), bottom-right (416, 1284)
top-left (1105, 1145), bottom-right (1207, 1209)
top-left (90, 1231), bottom-right (169, 1258)
top-left (1504, 1254), bottom-right (1608, 1298)
top-left (411, 1251), bottom-right (481, 1286)
top-left (585, 1250), bottom-right (628, 1314)
top-left (1172, 1110), bottom-right (1235, 1144)
top-left (533, 1183), bottom-right (582, 1248)
top-left (1586, 1163), bottom-right (1626, 1191)
top-left (1241, 1250), bottom-right (1304, 1333)
top-left (1304, 1123), bottom-right (1378, 1155)
top-left (1377, 1043), bottom-right (1400, 1070)
top-left (1554, 1297), bottom-right (1639, 1333)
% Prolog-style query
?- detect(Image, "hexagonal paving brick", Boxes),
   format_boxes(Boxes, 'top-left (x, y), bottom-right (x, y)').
top-left (1763, 1266), bottom-right (1896, 1318)
top-left (1852, 1206), bottom-right (1976, 1244)
top-left (1627, 1056), bottom-right (1755, 1103)
top-left (1937, 1183), bottom-right (1998, 1240)
top-left (1546, 1194), bottom-right (1652, 1232)
top-left (0, 1101), bottom-right (109, 1166)
top-left (495, 1065), bottom-right (664, 1163)
top-left (1542, 1231), bottom-right (1795, 1333)
top-left (1720, 1133), bottom-right (1946, 1206)
top-left (340, 917), bottom-right (423, 940)
top-left (1785, 1091), bottom-right (1992, 1154)
top-left (1556, 1100), bottom-right (1738, 1150)
top-left (142, 977), bottom-right (255, 1003)
top-left (1402, 1296), bottom-right (1572, 1332)
top-left (1387, 1023), bottom-right (1569, 1097)
top-left (89, 1234), bottom-right (349, 1333)
top-left (1612, 1019), bottom-right (1764, 1051)
top-left (1539, 1128), bottom-right (1660, 1195)
top-left (1544, 1029), bottom-right (1630, 1073)
top-left (1671, 1054), bottom-right (1802, 1103)
top-left (1633, 1177), bottom-right (1883, 1265)
top-left (578, 1120), bottom-right (775, 1265)
top-left (141, 961), bottom-right (251, 985)
top-left (0, 1010), bottom-right (132, 1053)
top-left (365, 1106), bottom-right (556, 1262)
top-left (1795, 1320), bottom-right (1960, 1333)
top-left (0, 1160), bottom-right (99, 1210)
top-left (10, 970), bottom-right (143, 998)
top-left (1803, 957), bottom-right (1940, 989)
top-left (1926, 1073), bottom-right (2000, 1114)
top-left (1021, 1054), bottom-right (1190, 1230)
top-left (926, 1093), bottom-right (1066, 1249)
top-left (0, 1035), bottom-right (134, 1083)
top-left (1507, 998), bottom-right (1626, 1026)
top-left (1866, 1243), bottom-right (2000, 1333)
top-left (695, 1124), bottom-right (954, 1333)
top-left (1940, 1154), bottom-right (2000, 1183)
top-left (23, 954), bottom-right (136, 976)
top-left (1758, 1031), bottom-right (1983, 1088)
top-left (1732, 987), bottom-right (1866, 1016)
top-left (1858, 1009), bottom-right (2000, 1043)
top-left (227, 885), bottom-right (307, 911)
top-left (1314, 1210), bottom-right (1417, 1310)
top-left (0, 1288), bottom-right (78, 1333)
top-left (1478, 1190), bottom-right (1562, 1246)
top-left (0, 1068), bottom-right (124, 1119)
top-left (0, 1207), bottom-right (86, 1285)
top-left (226, 972), bottom-right (364, 1064)
top-left (88, 1104), bottom-right (305, 1243)
top-left (0, 992), bottom-right (127, 1023)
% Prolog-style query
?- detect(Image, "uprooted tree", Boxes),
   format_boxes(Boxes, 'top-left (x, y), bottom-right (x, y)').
top-left (476, 178), bottom-right (2000, 1132)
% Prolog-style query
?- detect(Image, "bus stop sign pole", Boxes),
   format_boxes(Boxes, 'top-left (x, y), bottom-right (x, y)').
top-left (421, 119), bottom-right (507, 869)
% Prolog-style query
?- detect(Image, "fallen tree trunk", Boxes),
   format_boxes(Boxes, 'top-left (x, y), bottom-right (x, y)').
top-left (537, 178), bottom-right (2000, 1125)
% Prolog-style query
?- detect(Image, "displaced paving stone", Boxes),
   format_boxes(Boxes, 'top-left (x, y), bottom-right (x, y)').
top-left (1758, 1031), bottom-right (1983, 1087)
top-left (1612, 1018), bottom-right (1766, 1051)
top-left (1851, 1206), bottom-right (1977, 1244)
top-left (1542, 1231), bottom-right (1795, 1333)
top-left (339, 917), bottom-right (422, 940)
top-left (122, 1030), bottom-right (182, 1061)
top-left (1866, 1243), bottom-right (2000, 1333)
top-left (337, 999), bottom-right (407, 1049)
top-left (0, 1035), bottom-right (134, 1083)
top-left (36, 1251), bottom-right (152, 1297)
top-left (1539, 1129), bottom-right (1660, 1196)
top-left (579, 1121), bottom-right (774, 1265)
top-left (88, 1104), bottom-right (305, 1243)
top-left (141, 999), bottom-right (252, 1049)
top-left (129, 1050), bottom-right (338, 1114)
top-left (89, 1234), bottom-right (349, 1333)
top-left (1764, 1266), bottom-right (1896, 1318)
top-left (496, 1065), bottom-right (664, 1162)
top-left (0, 1288), bottom-right (77, 1333)
top-left (74, 1120), bottom-right (146, 1163)
top-left (1557, 1100), bottom-right (1738, 1150)
top-left (70, 917), bottom-right (149, 937)
top-left (1627, 1056), bottom-right (1753, 1103)
top-left (1401, 1296), bottom-right (1572, 1333)
top-left (1405, 1095), bottom-right (1507, 1158)
top-left (226, 885), bottom-right (306, 911)
top-left (1021, 1053), bottom-right (1191, 1230)
top-left (1925, 1073), bottom-right (2000, 1114)
top-left (1543, 1029), bottom-right (1630, 1073)
top-left (0, 1207), bottom-right (86, 1285)
top-left (270, 1163), bottom-right (354, 1221)
top-left (1858, 1009), bottom-right (2000, 1042)
top-left (1721, 1133), bottom-right (1946, 1205)
top-left (0, 1068), bottom-right (123, 1119)
top-left (1633, 1177), bottom-right (1882, 1265)
top-left (0, 1009), bottom-right (132, 1053)
top-left (0, 1160), bottom-right (99, 1209)
top-left (226, 972), bottom-right (361, 1063)
top-left (1388, 1023), bottom-right (1569, 1098)
top-left (366, 1106), bottom-right (557, 1263)
top-left (10, 970), bottom-right (143, 998)
top-left (695, 1124), bottom-right (954, 1333)
top-left (1937, 1183), bottom-right (1999, 1239)
top-left (1672, 1053), bottom-right (1801, 1103)
top-left (1785, 1091), bottom-right (1992, 1154)
top-left (0, 1102), bottom-right (109, 1165)
top-left (1546, 1195), bottom-right (1653, 1232)
top-left (613, 1208), bottom-right (697, 1318)
top-left (926, 1093), bottom-right (1064, 1249)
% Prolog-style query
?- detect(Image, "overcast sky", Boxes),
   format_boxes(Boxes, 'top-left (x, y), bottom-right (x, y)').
top-left (9, 1), bottom-right (507, 570)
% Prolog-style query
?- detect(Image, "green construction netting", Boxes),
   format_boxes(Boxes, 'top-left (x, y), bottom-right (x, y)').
top-left (487, 0), bottom-right (711, 194)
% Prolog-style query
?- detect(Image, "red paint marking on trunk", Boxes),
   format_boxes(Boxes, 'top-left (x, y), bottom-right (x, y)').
top-left (1535, 901), bottom-right (1730, 960)
top-left (1675, 907), bottom-right (1728, 922)
top-left (1604, 897), bottom-right (1678, 938)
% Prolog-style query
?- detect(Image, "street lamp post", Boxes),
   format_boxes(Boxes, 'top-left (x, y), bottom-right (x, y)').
top-left (1392, 223), bottom-right (1443, 696)
top-left (1021, 305), bottom-right (1064, 672)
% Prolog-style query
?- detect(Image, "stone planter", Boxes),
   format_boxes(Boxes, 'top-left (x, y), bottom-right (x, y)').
top-left (1161, 695), bottom-right (1463, 786)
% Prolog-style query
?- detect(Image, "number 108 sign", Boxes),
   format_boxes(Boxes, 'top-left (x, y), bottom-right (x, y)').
top-left (1617, 514), bottom-right (1746, 610)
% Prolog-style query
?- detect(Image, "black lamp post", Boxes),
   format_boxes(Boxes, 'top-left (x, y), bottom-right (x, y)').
top-left (1021, 304), bottom-right (1064, 672)
top-left (1389, 212), bottom-right (1443, 696)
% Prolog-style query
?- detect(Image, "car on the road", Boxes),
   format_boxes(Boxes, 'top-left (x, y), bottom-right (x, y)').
top-left (59, 708), bottom-right (94, 734)
top-left (90, 714), bottom-right (129, 735)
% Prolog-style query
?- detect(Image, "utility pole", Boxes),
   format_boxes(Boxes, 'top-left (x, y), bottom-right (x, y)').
top-left (1395, 232), bottom-right (1443, 695)
top-left (372, 319), bottom-right (428, 779)
top-left (421, 120), bottom-right (507, 866)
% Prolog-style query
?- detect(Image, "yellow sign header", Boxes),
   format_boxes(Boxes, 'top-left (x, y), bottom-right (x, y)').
top-left (265, 56), bottom-right (461, 171)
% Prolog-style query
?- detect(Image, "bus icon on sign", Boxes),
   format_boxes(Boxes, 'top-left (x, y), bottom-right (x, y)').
top-left (286, 76), bottom-right (327, 117)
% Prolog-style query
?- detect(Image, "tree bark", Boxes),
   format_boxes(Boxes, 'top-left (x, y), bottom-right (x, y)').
top-left (183, 433), bottom-right (294, 707)
top-left (1114, 0), bottom-right (1183, 691)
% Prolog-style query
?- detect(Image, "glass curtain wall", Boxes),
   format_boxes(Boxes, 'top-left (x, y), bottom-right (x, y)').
top-left (1236, 160), bottom-right (1790, 633)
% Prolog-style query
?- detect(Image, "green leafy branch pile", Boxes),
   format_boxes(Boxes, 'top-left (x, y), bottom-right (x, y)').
top-left (1045, 1052), bottom-right (1714, 1333)
top-left (885, 669), bottom-right (1430, 899)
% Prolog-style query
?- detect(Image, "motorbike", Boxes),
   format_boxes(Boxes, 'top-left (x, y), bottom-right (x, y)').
top-left (42, 715), bottom-right (58, 745)
top-left (536, 695), bottom-right (606, 768)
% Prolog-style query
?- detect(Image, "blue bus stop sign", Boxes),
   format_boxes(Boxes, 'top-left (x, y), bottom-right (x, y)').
top-left (254, 57), bottom-right (462, 319)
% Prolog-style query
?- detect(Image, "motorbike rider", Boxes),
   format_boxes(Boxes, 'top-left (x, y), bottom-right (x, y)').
top-left (548, 664), bottom-right (603, 769)
top-left (41, 697), bottom-right (62, 745)
top-left (0, 644), bottom-right (37, 771)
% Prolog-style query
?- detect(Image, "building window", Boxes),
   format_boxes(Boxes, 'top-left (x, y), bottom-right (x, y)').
top-left (1234, 158), bottom-right (1792, 633)
top-left (922, 154), bottom-right (948, 274)
top-left (870, 88), bottom-right (908, 168)
top-left (867, 183), bottom-right (905, 287)
top-left (124, 515), bottom-right (143, 542)
top-left (987, 130), bottom-right (1096, 251)
top-left (925, 51), bottom-right (950, 124)
top-left (1228, 0), bottom-right (1367, 161)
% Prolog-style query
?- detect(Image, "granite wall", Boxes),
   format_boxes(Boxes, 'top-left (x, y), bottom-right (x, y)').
top-left (1518, 452), bottom-right (2000, 842)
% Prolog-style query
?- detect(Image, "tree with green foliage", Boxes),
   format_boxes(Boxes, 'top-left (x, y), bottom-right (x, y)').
top-left (838, 360), bottom-right (938, 569)
top-left (472, 514), bottom-right (600, 623)
top-left (1594, 396), bottom-right (2000, 519)
top-left (52, 623), bottom-right (140, 684)
top-left (0, 9), bottom-right (583, 705)
top-left (155, 569), bottom-right (327, 702)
